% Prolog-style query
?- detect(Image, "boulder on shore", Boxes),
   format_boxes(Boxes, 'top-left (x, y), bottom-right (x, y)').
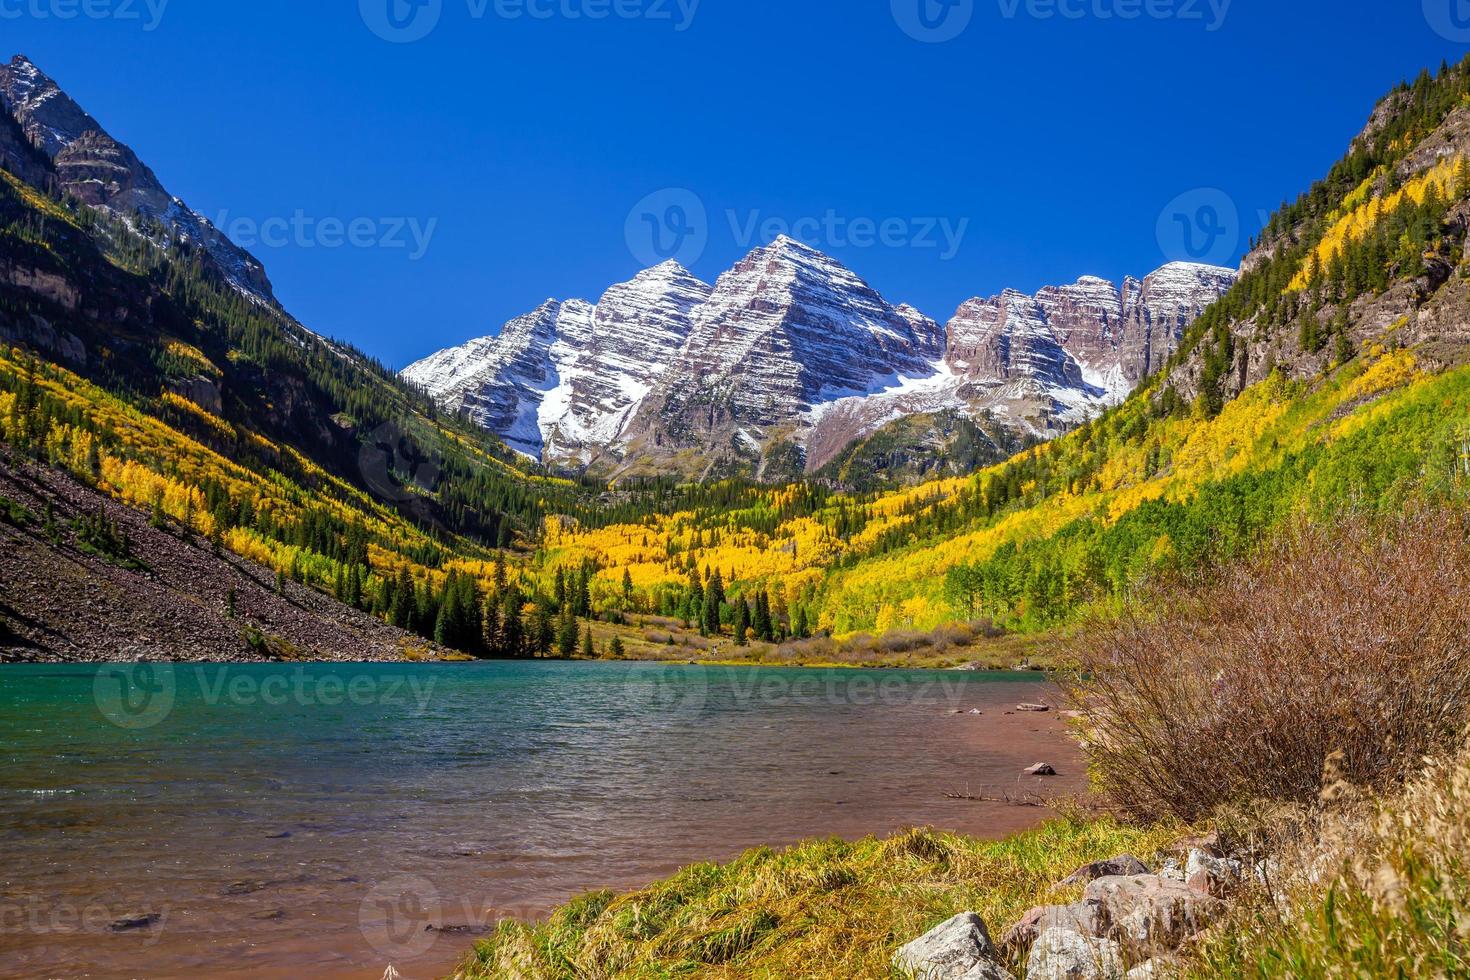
top-left (1026, 926), bottom-right (1125, 979)
top-left (1059, 855), bottom-right (1151, 888)
top-left (1001, 901), bottom-right (1106, 958)
top-left (1084, 875), bottom-right (1225, 950)
top-left (894, 912), bottom-right (1014, 980)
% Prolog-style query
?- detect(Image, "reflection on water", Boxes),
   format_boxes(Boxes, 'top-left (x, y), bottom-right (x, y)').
top-left (0, 662), bottom-right (1079, 979)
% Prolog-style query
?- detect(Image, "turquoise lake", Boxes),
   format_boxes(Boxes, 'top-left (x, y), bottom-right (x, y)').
top-left (0, 661), bottom-right (1078, 978)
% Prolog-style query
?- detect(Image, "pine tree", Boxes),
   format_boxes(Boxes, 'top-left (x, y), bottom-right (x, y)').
top-left (499, 591), bottom-right (526, 658)
top-left (557, 608), bottom-right (579, 657)
top-left (754, 591), bottom-right (774, 642)
top-left (733, 598), bottom-right (750, 646)
top-left (700, 589), bottom-right (718, 637)
top-left (390, 568), bottom-right (414, 629)
top-left (581, 625), bottom-right (594, 659)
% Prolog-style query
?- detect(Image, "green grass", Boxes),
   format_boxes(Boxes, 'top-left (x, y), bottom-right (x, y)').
top-left (456, 818), bottom-right (1185, 979)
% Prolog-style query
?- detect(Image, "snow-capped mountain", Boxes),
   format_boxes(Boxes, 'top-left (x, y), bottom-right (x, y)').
top-left (403, 261), bottom-right (711, 463)
top-left (406, 240), bottom-right (1235, 480)
top-left (0, 55), bottom-right (275, 304)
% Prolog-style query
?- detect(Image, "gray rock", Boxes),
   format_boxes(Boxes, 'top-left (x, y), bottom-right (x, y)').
top-left (894, 912), bottom-right (1012, 980)
top-left (109, 912), bottom-right (161, 931)
top-left (1026, 927), bottom-right (1125, 979)
top-left (1000, 901), bottom-right (1106, 956)
top-left (1025, 763), bottom-right (1058, 776)
top-left (1084, 875), bottom-right (1225, 950)
top-left (1185, 849), bottom-right (1243, 897)
top-left (1125, 957), bottom-right (1181, 979)
top-left (1059, 855), bottom-right (1151, 887)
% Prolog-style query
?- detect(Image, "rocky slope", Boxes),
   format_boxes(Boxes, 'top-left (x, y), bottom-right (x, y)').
top-left (410, 239), bottom-right (1234, 481)
top-left (0, 458), bottom-right (446, 663)
top-left (0, 55), bottom-right (276, 304)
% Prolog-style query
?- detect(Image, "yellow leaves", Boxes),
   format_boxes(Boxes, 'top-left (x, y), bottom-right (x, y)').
top-left (160, 391), bottom-right (235, 441)
top-left (1289, 156), bottom-right (1463, 292)
top-left (0, 170), bottom-right (77, 227)
top-left (1344, 349), bottom-right (1419, 403)
top-left (163, 340), bottom-right (222, 377)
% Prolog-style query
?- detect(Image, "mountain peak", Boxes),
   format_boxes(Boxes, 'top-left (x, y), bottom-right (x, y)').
top-left (0, 56), bottom-right (277, 305)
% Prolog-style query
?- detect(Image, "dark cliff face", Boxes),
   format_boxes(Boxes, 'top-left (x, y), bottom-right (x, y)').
top-left (0, 55), bottom-right (276, 305)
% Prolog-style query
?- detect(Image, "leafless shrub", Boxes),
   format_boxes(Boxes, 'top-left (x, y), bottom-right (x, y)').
top-left (1067, 506), bottom-right (1470, 823)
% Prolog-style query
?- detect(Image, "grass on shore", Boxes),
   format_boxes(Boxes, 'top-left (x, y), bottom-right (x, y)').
top-left (453, 818), bottom-right (1184, 979)
top-left (578, 616), bottom-right (1059, 671)
top-left (1190, 741), bottom-right (1470, 979)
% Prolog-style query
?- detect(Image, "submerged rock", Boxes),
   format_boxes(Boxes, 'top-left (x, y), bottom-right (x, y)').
top-left (1024, 763), bottom-right (1058, 776)
top-left (109, 912), bottom-right (161, 931)
top-left (894, 911), bottom-right (1013, 980)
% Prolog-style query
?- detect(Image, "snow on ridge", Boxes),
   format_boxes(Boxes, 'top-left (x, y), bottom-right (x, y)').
top-left (405, 241), bottom-right (1236, 471)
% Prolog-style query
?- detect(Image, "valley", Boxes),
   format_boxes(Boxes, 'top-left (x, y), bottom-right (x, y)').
top-left (2, 30), bottom-right (1470, 980)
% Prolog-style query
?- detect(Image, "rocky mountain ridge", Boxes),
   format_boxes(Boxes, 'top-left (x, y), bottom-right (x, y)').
top-left (0, 55), bottom-right (276, 305)
top-left (407, 237), bottom-right (1235, 480)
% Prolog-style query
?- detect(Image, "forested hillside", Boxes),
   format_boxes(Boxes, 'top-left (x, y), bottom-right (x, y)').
top-left (6, 58), bottom-right (1470, 662)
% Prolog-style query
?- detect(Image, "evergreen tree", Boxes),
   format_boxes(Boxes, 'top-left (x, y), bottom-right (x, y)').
top-left (499, 590), bottom-right (526, 658)
top-left (733, 598), bottom-right (750, 646)
top-left (701, 589), bottom-right (720, 638)
top-left (557, 607), bottom-right (579, 657)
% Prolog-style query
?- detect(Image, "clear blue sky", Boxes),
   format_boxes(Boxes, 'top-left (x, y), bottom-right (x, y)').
top-left (5, 1), bottom-right (1466, 367)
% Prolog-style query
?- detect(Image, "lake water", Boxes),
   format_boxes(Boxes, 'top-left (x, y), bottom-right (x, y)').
top-left (0, 662), bottom-right (1081, 979)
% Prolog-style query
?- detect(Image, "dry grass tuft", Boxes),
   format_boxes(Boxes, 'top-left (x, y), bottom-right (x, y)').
top-left (1192, 736), bottom-right (1470, 977)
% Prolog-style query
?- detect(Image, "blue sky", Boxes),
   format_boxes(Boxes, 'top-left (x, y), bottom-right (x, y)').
top-left (4, 1), bottom-right (1466, 367)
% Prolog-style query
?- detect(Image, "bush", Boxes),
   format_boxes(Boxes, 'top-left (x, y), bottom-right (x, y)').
top-left (1069, 506), bottom-right (1470, 822)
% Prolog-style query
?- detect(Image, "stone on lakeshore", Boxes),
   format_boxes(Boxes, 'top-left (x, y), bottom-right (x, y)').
top-left (1018, 703), bottom-right (1051, 712)
top-left (1024, 763), bottom-right (1058, 776)
top-left (1084, 875), bottom-right (1225, 950)
top-left (1125, 957), bottom-right (1182, 979)
top-left (894, 912), bottom-right (1011, 980)
top-left (1186, 849), bottom-right (1244, 898)
top-left (1000, 902), bottom-right (1106, 957)
top-left (1026, 927), bottom-right (1125, 979)
top-left (1059, 855), bottom-right (1152, 888)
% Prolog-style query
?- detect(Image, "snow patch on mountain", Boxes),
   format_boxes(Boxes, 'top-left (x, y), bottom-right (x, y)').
top-left (405, 239), bottom-right (1236, 477)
